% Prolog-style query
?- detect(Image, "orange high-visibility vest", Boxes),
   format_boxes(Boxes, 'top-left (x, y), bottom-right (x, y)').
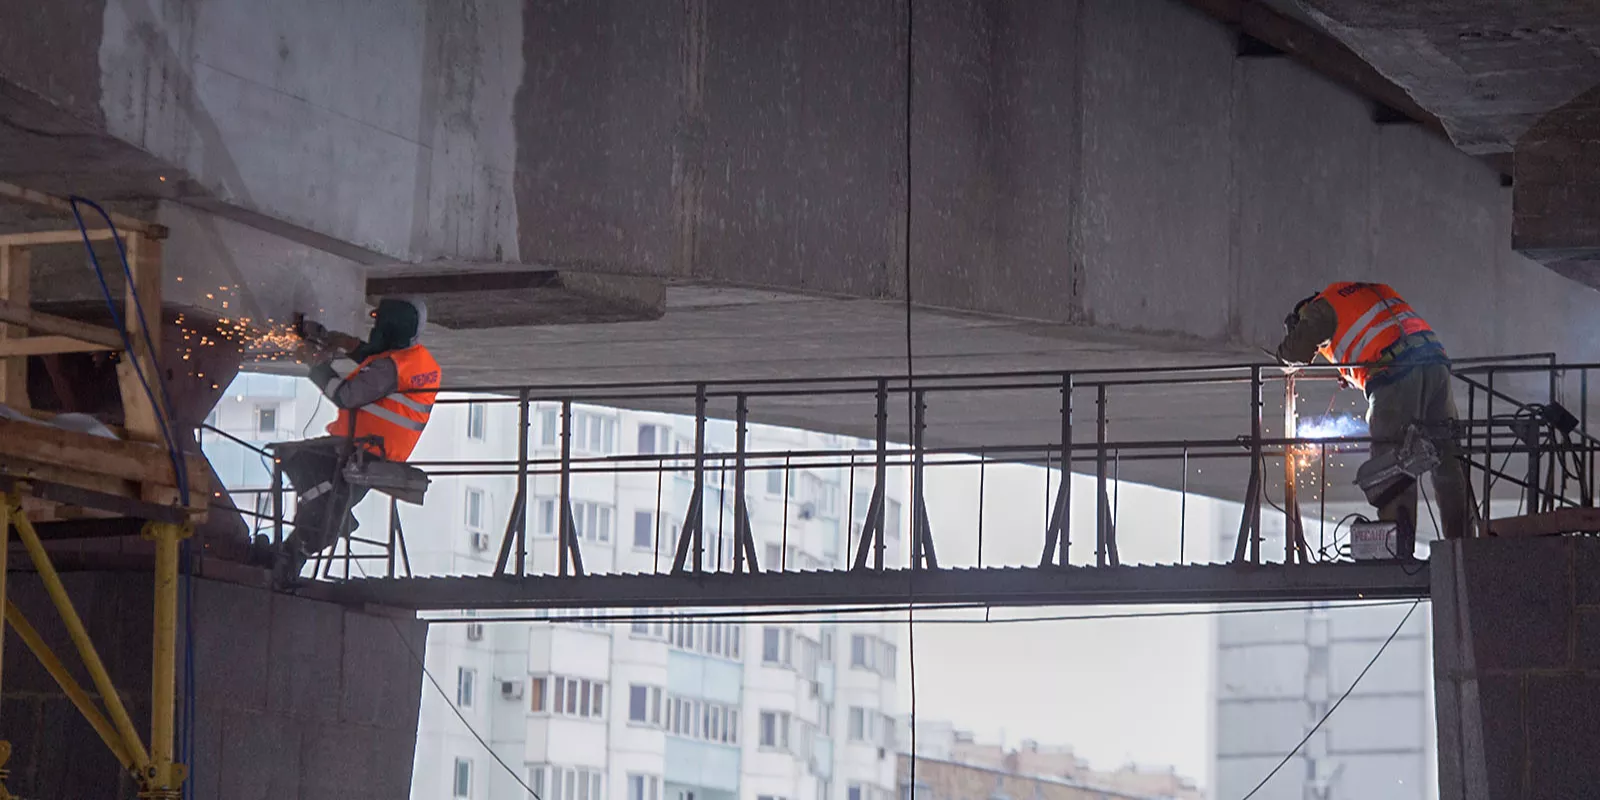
top-left (327, 344), bottom-right (441, 461)
top-left (1314, 282), bottom-right (1435, 391)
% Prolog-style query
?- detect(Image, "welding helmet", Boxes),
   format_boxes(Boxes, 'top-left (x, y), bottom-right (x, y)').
top-left (1284, 293), bottom-right (1319, 334)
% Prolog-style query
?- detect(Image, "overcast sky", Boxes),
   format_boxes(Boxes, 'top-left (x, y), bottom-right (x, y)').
top-left (897, 462), bottom-right (1224, 789)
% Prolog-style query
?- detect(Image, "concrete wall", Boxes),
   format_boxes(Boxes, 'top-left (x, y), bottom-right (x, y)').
top-left (1432, 536), bottom-right (1600, 800)
top-left (7, 0), bottom-right (1600, 363)
top-left (510, 0), bottom-right (1600, 362)
top-left (0, 571), bottom-right (425, 800)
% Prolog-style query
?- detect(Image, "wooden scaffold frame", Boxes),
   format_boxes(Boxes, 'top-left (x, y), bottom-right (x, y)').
top-left (0, 181), bottom-right (208, 799)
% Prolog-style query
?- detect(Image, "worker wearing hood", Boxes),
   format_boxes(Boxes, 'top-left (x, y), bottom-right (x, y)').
top-left (271, 297), bottom-right (441, 585)
top-left (310, 296), bottom-right (440, 461)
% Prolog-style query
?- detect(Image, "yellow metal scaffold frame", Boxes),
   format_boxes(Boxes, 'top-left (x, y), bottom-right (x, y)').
top-left (0, 182), bottom-right (204, 798)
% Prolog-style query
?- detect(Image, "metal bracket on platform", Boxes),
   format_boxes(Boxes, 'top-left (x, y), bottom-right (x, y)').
top-left (731, 395), bottom-right (761, 574)
top-left (671, 385), bottom-right (710, 575)
top-left (853, 380), bottom-right (892, 571)
top-left (558, 400), bottom-right (586, 578)
top-left (1040, 373), bottom-right (1073, 567)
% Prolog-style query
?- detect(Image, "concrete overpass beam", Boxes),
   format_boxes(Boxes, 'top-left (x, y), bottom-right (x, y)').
top-left (1512, 87), bottom-right (1600, 286)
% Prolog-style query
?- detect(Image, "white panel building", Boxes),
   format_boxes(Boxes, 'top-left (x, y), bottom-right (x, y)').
top-left (201, 374), bottom-right (905, 800)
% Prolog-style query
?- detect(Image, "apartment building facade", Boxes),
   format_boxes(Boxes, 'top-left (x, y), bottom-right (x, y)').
top-left (200, 374), bottom-right (907, 800)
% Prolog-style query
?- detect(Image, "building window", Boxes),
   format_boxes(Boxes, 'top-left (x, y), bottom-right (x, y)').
top-left (663, 695), bottom-right (739, 745)
top-left (638, 424), bottom-right (663, 455)
top-left (762, 627), bottom-right (793, 666)
top-left (530, 677), bottom-right (546, 713)
top-left (456, 668), bottom-right (475, 708)
top-left (540, 408), bottom-right (559, 446)
top-left (885, 499), bottom-right (902, 539)
top-left (466, 402), bottom-right (486, 440)
top-left (849, 634), bottom-right (896, 678)
top-left (633, 511), bottom-right (654, 550)
top-left (464, 488), bottom-right (485, 531)
top-left (820, 630), bottom-right (835, 663)
top-left (629, 684), bottom-right (663, 726)
top-left (572, 501), bottom-right (613, 543)
top-left (539, 500), bottom-right (556, 536)
top-left (759, 710), bottom-right (791, 750)
top-left (453, 757), bottom-right (472, 797)
top-left (766, 467), bottom-right (783, 495)
top-left (628, 775), bottom-right (660, 800)
top-left (848, 707), bottom-right (864, 740)
top-left (572, 411), bottom-right (618, 454)
top-left (847, 785), bottom-right (861, 800)
top-left (254, 404), bottom-right (277, 435)
top-left (548, 675), bottom-right (606, 719)
top-left (548, 766), bottom-right (604, 800)
top-left (629, 609), bottom-right (667, 641)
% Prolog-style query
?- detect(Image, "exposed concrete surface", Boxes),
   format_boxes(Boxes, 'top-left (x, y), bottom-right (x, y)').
top-left (3, 0), bottom-right (1600, 509)
top-left (1290, 0), bottom-right (1600, 155)
top-left (1432, 536), bottom-right (1600, 800)
top-left (0, 571), bottom-right (425, 799)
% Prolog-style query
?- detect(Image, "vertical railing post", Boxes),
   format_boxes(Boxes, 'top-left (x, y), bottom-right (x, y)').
top-left (271, 456), bottom-right (284, 549)
top-left (876, 381), bottom-right (888, 570)
top-left (1095, 384), bottom-right (1109, 567)
top-left (1041, 373), bottom-right (1073, 567)
top-left (692, 384), bottom-right (708, 574)
top-left (515, 389), bottom-right (531, 576)
top-left (1249, 366), bottom-right (1263, 564)
top-left (1482, 370), bottom-right (1495, 525)
top-left (1060, 374), bottom-right (1072, 565)
top-left (1584, 368), bottom-right (1593, 506)
top-left (734, 394), bottom-right (756, 573)
top-left (559, 400), bottom-right (573, 577)
top-left (910, 389), bottom-right (936, 569)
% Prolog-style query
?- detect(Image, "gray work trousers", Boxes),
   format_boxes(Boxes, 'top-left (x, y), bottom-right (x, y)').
top-left (1365, 362), bottom-right (1476, 554)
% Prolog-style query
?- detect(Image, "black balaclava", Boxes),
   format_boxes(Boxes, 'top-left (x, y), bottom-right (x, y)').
top-left (351, 298), bottom-right (422, 361)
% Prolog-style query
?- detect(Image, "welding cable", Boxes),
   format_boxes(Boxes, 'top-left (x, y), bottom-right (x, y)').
top-left (69, 198), bottom-right (200, 793)
top-left (1238, 599), bottom-right (1420, 800)
top-left (68, 198), bottom-right (189, 505)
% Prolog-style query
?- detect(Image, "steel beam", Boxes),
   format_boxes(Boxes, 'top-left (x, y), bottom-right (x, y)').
top-left (326, 561), bottom-right (1431, 612)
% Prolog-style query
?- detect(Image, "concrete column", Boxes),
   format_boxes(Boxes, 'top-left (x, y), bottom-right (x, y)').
top-left (0, 571), bottom-right (426, 799)
top-left (1432, 536), bottom-right (1600, 799)
top-left (1513, 86), bottom-right (1600, 285)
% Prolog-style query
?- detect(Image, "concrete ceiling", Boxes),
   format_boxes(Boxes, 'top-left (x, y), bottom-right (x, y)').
top-left (1287, 0), bottom-right (1600, 154)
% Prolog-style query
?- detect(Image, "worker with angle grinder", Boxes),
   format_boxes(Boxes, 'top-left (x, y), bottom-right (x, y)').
top-left (1275, 282), bottom-right (1475, 559)
top-left (254, 297), bottom-right (441, 586)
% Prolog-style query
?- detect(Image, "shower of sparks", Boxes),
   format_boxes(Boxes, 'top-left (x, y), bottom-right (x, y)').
top-left (172, 282), bottom-right (310, 370)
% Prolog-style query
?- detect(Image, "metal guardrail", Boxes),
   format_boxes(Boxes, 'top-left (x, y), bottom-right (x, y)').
top-left (203, 353), bottom-right (1599, 597)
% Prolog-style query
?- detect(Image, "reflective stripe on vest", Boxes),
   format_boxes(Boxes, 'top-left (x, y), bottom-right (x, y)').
top-left (384, 392), bottom-right (434, 414)
top-left (358, 400), bottom-right (428, 432)
top-left (1314, 282), bottom-right (1434, 391)
top-left (326, 344), bottom-right (441, 461)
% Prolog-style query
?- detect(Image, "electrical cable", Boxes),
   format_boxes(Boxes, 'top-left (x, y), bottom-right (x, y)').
top-left (1238, 598), bottom-right (1420, 800)
top-left (900, 0), bottom-right (921, 782)
top-left (346, 557), bottom-right (542, 799)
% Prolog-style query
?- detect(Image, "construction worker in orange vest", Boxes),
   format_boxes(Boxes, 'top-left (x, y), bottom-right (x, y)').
top-left (1277, 282), bottom-right (1474, 558)
top-left (267, 297), bottom-right (441, 584)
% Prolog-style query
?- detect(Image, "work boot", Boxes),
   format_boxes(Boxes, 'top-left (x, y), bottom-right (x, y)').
top-left (246, 534), bottom-right (275, 567)
top-left (272, 543), bottom-right (311, 590)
